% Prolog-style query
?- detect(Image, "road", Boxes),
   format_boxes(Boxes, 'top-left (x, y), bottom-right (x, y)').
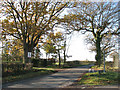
top-left (2, 65), bottom-right (93, 88)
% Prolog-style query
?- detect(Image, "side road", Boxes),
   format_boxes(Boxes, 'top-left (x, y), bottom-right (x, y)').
top-left (2, 64), bottom-right (93, 88)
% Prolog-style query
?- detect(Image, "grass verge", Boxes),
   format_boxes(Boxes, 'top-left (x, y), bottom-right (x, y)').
top-left (78, 71), bottom-right (120, 86)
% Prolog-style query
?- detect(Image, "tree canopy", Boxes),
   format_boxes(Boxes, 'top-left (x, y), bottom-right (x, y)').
top-left (1, 1), bottom-right (69, 63)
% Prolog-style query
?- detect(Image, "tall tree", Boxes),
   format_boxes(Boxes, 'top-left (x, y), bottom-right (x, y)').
top-left (42, 36), bottom-right (57, 59)
top-left (52, 32), bottom-right (64, 67)
top-left (84, 33), bottom-right (117, 63)
top-left (61, 2), bottom-right (120, 66)
top-left (1, 1), bottom-right (68, 64)
top-left (42, 32), bottom-right (64, 67)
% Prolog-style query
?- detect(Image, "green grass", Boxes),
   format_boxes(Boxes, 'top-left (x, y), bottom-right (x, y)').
top-left (32, 67), bottom-right (54, 70)
top-left (79, 63), bottom-right (120, 86)
top-left (78, 71), bottom-right (119, 86)
top-left (91, 65), bottom-right (104, 70)
top-left (91, 64), bottom-right (119, 72)
top-left (2, 61), bottom-right (22, 63)
top-left (45, 65), bottom-right (64, 68)
top-left (55, 62), bottom-right (64, 65)
top-left (3, 68), bottom-right (56, 84)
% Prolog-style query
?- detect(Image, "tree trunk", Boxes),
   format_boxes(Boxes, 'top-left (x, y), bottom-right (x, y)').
top-left (63, 40), bottom-right (66, 64)
top-left (32, 48), bottom-right (35, 58)
top-left (58, 49), bottom-right (61, 68)
top-left (23, 43), bottom-right (33, 70)
top-left (46, 53), bottom-right (48, 66)
top-left (95, 38), bottom-right (102, 67)
top-left (23, 44), bottom-right (33, 63)
top-left (63, 49), bottom-right (66, 64)
top-left (23, 46), bottom-right (28, 64)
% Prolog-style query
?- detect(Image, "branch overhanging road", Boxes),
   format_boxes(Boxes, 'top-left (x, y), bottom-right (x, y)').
top-left (2, 64), bottom-right (94, 88)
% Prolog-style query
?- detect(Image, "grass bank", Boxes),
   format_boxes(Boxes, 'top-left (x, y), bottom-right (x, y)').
top-left (78, 71), bottom-right (119, 86)
top-left (78, 63), bottom-right (120, 86)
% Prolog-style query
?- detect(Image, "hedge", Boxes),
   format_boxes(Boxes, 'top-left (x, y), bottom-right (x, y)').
top-left (31, 58), bottom-right (56, 67)
top-left (2, 63), bottom-right (25, 77)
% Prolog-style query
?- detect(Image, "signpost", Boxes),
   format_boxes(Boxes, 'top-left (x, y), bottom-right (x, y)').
top-left (28, 52), bottom-right (32, 58)
top-left (26, 52), bottom-right (32, 70)
top-left (28, 52), bottom-right (31, 63)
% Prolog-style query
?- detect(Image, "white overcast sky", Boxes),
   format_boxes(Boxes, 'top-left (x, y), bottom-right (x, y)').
top-left (66, 31), bottom-right (96, 61)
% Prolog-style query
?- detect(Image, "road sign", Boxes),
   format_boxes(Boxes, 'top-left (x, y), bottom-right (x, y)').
top-left (28, 52), bottom-right (31, 58)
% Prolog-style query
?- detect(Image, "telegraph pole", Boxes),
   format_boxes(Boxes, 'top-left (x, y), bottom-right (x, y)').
top-left (118, 1), bottom-right (120, 70)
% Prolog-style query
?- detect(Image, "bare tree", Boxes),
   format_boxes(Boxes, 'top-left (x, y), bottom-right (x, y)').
top-left (84, 33), bottom-right (117, 63)
top-left (61, 2), bottom-right (120, 66)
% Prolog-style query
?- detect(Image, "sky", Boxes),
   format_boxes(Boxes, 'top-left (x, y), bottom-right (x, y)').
top-left (66, 31), bottom-right (96, 61)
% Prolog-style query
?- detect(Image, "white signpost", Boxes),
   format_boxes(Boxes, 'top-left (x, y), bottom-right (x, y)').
top-left (28, 52), bottom-right (32, 58)
top-left (28, 52), bottom-right (32, 64)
